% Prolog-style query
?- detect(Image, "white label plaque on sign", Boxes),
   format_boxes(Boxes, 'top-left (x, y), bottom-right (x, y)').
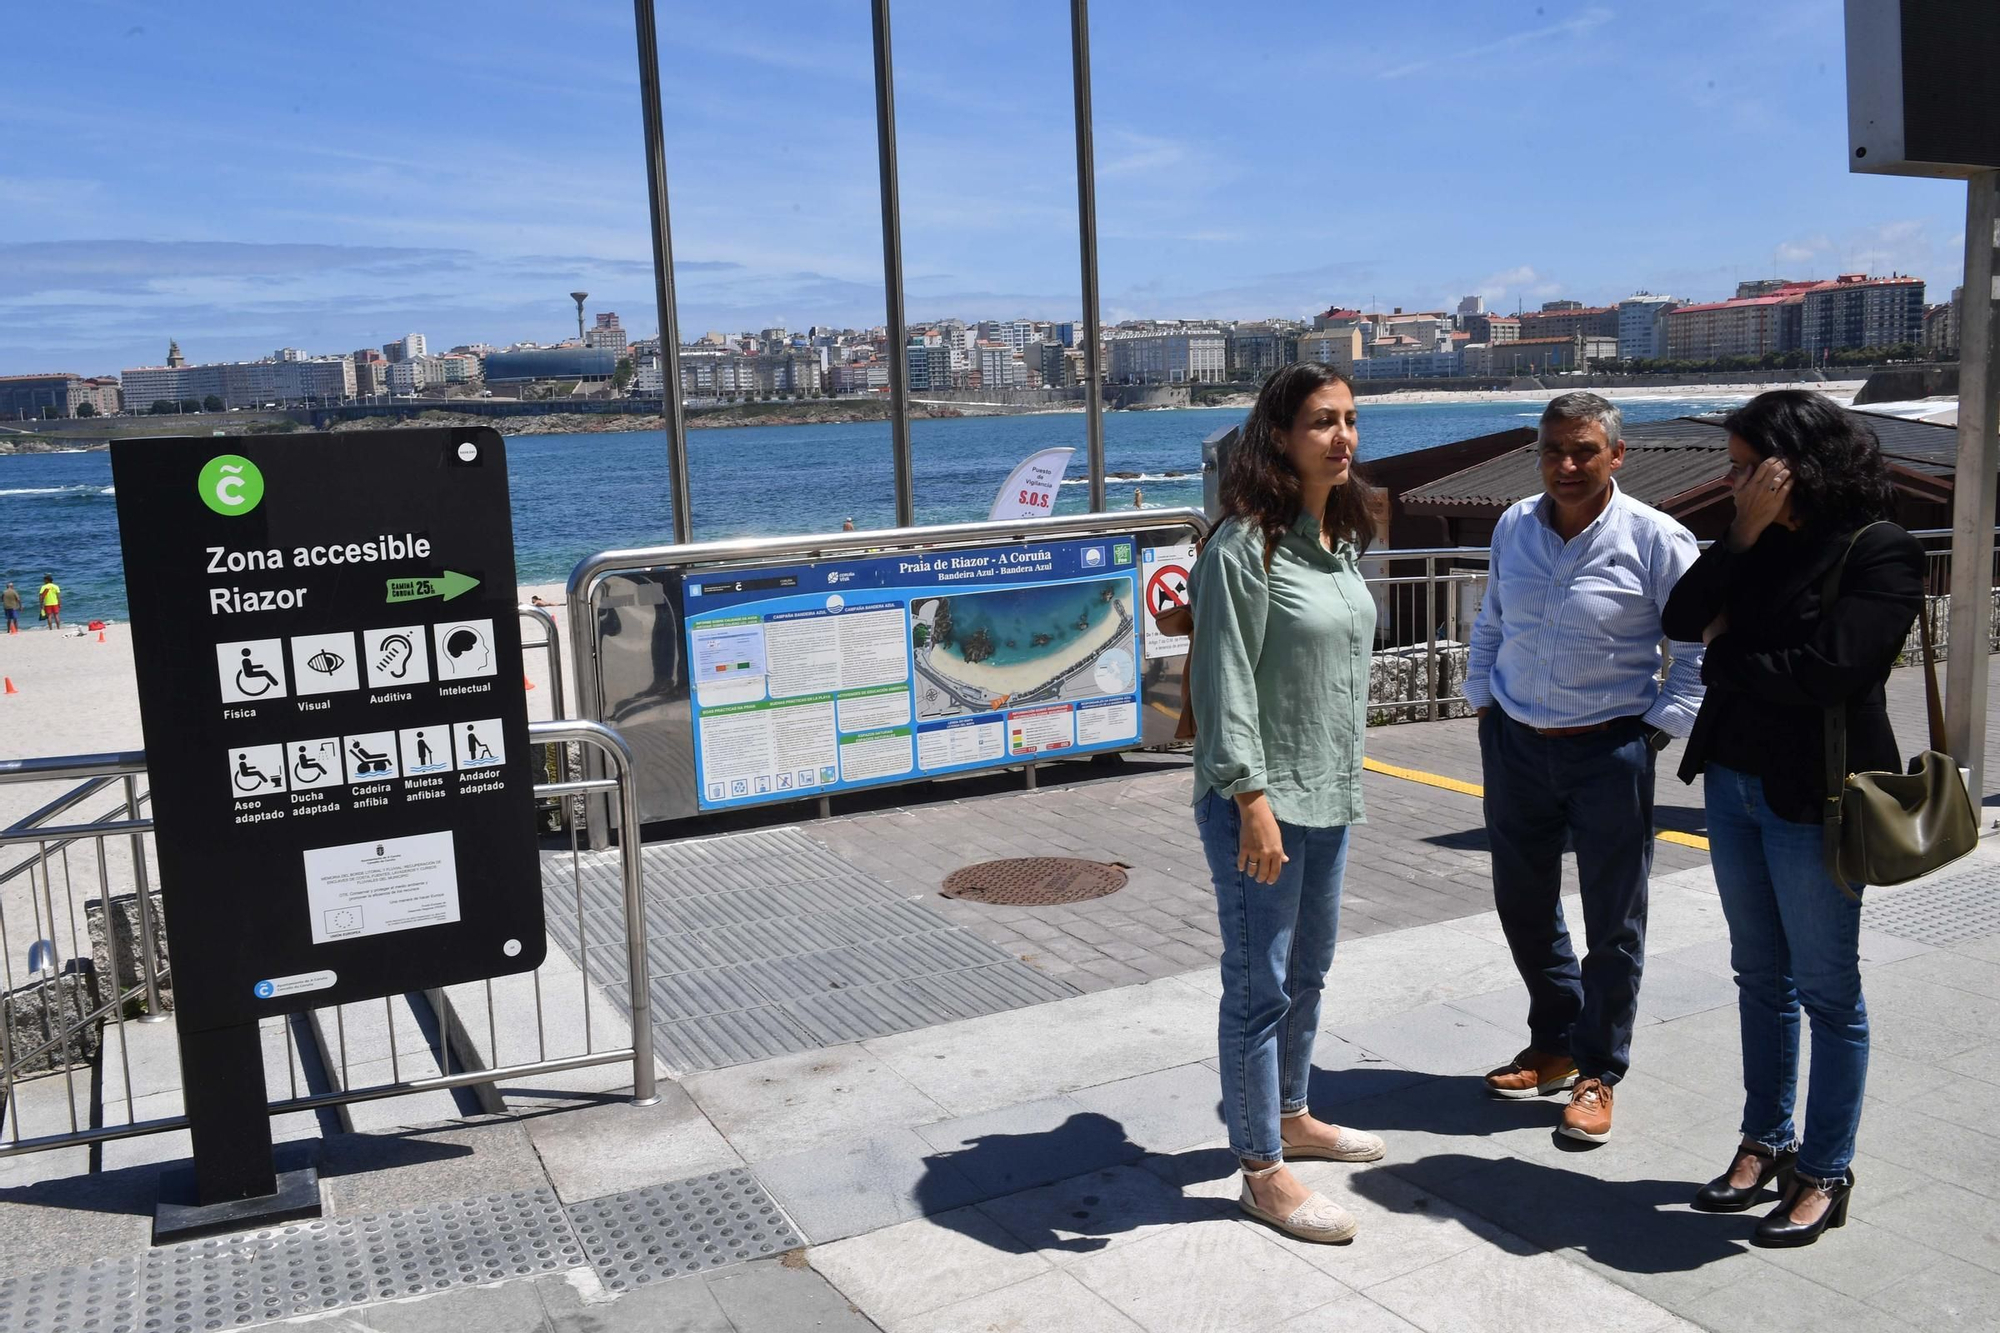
top-left (303, 830), bottom-right (461, 944)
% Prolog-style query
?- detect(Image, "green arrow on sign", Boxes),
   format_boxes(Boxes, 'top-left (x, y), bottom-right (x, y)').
top-left (385, 571), bottom-right (481, 604)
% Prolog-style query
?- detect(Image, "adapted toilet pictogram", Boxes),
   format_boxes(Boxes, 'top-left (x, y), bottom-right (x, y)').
top-left (228, 743), bottom-right (288, 795)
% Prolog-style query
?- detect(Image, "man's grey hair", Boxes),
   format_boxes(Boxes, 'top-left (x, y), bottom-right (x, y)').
top-left (1539, 391), bottom-right (1623, 447)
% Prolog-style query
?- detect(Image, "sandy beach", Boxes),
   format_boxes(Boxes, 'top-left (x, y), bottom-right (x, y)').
top-left (1355, 379), bottom-right (1864, 407)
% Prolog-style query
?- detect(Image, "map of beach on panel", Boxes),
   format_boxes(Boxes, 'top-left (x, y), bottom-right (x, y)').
top-left (682, 535), bottom-right (1141, 810)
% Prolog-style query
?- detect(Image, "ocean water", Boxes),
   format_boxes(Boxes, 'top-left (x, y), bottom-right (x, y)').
top-left (0, 397), bottom-right (1745, 621)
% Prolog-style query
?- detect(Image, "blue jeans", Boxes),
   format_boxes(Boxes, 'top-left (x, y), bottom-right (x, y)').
top-left (1705, 764), bottom-right (1868, 1181)
top-left (1194, 789), bottom-right (1350, 1162)
top-left (1480, 708), bottom-right (1654, 1084)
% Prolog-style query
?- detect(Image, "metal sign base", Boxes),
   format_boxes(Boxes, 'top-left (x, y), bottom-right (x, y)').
top-left (154, 1148), bottom-right (322, 1245)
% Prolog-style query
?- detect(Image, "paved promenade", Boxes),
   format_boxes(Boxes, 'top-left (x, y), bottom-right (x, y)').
top-left (0, 662), bottom-right (1995, 1331)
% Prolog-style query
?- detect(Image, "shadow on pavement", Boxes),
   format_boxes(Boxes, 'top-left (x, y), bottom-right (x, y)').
top-left (912, 1111), bottom-right (1235, 1254)
top-left (1350, 1153), bottom-right (1757, 1275)
top-left (899, 1070), bottom-right (1754, 1281)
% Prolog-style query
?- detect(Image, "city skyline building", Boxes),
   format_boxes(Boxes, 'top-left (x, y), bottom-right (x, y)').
top-left (1617, 293), bottom-right (1679, 361)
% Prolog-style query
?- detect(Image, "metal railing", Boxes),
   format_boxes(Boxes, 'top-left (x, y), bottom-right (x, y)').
top-left (0, 719), bottom-right (655, 1160)
top-left (1355, 526), bottom-right (2000, 726)
top-left (566, 506), bottom-right (1212, 838)
top-left (519, 603), bottom-right (566, 720)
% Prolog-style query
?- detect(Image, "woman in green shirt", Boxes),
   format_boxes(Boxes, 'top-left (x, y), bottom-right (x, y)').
top-left (1190, 362), bottom-right (1382, 1244)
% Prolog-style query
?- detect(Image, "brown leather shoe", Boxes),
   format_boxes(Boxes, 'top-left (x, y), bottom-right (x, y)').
top-left (1560, 1077), bottom-right (1614, 1142)
top-left (1483, 1048), bottom-right (1580, 1100)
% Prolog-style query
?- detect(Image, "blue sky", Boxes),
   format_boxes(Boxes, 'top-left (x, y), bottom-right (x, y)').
top-left (0, 0), bottom-right (1970, 375)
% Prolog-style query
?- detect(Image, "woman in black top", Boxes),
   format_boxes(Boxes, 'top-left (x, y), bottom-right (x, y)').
top-left (1662, 390), bottom-right (1923, 1248)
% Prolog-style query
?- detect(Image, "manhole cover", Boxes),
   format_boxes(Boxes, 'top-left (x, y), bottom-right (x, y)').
top-left (942, 858), bottom-right (1127, 906)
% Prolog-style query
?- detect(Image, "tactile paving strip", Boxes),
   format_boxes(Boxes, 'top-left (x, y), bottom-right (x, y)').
top-left (1865, 860), bottom-right (2000, 946)
top-left (542, 827), bottom-right (1077, 1071)
top-left (565, 1168), bottom-right (803, 1291)
top-left (0, 1188), bottom-right (582, 1333)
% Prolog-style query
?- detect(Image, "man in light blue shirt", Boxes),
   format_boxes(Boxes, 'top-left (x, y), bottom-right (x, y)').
top-left (1465, 392), bottom-right (1703, 1146)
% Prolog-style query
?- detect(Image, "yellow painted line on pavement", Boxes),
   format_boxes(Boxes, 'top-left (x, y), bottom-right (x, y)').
top-left (1149, 701), bottom-right (1181, 721)
top-left (1362, 756), bottom-right (1484, 798)
top-left (1361, 756), bottom-right (1711, 853)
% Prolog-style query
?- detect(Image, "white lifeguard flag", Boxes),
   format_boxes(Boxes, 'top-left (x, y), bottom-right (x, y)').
top-left (988, 447), bottom-right (1075, 521)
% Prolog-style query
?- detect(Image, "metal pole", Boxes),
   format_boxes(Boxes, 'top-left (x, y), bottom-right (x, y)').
top-left (1948, 170), bottom-right (1999, 803)
top-left (123, 775), bottom-right (165, 1021)
top-left (871, 0), bottom-right (915, 527)
top-left (1071, 0), bottom-right (1106, 512)
top-left (601, 728), bottom-right (659, 1107)
top-left (633, 0), bottom-right (693, 544)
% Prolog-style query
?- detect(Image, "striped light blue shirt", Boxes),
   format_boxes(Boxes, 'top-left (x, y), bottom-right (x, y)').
top-left (1464, 483), bottom-right (1705, 736)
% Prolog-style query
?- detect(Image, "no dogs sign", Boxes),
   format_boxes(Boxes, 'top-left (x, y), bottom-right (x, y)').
top-left (1140, 542), bottom-right (1195, 659)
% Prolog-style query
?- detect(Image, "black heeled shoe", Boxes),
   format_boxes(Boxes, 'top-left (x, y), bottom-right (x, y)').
top-left (1752, 1170), bottom-right (1853, 1248)
top-left (1691, 1142), bottom-right (1796, 1213)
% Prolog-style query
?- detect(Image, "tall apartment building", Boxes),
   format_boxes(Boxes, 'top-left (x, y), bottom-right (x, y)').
top-left (1465, 335), bottom-right (1616, 376)
top-left (1664, 294), bottom-right (1795, 360)
top-left (1924, 286), bottom-right (1962, 359)
top-left (584, 312), bottom-right (629, 361)
top-left (1799, 274), bottom-right (1925, 354)
top-left (1462, 314), bottom-right (1520, 345)
top-left (1518, 305), bottom-right (1620, 341)
top-left (386, 359), bottom-right (428, 394)
top-left (1225, 324), bottom-right (1298, 377)
top-left (1106, 328), bottom-right (1225, 384)
top-left (1295, 328), bottom-right (1361, 370)
top-left (123, 353), bottom-right (357, 408)
top-left (975, 341), bottom-right (1028, 389)
top-left (1617, 294), bottom-right (1678, 360)
top-left (905, 337), bottom-right (953, 391)
top-left (0, 373), bottom-right (120, 418)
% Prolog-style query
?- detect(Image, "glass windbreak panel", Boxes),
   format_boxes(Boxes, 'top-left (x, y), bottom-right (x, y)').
top-left (2, 6), bottom-right (654, 610)
top-left (652, 6), bottom-right (892, 538)
top-left (890, 9), bottom-right (1093, 524)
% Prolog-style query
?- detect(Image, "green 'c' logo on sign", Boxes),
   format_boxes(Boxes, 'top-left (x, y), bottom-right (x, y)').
top-left (199, 455), bottom-right (265, 516)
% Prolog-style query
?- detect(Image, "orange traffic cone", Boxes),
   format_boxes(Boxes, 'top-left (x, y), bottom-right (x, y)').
top-left (97, 630), bottom-right (106, 643)
top-left (524, 675), bottom-right (536, 690)
top-left (3, 678), bottom-right (16, 695)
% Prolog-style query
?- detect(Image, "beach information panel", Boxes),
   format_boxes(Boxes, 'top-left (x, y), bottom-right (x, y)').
top-left (111, 427), bottom-right (544, 1031)
top-left (684, 534), bottom-right (1143, 809)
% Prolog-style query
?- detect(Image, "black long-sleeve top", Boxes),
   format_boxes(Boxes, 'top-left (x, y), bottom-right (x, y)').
top-left (1660, 521), bottom-right (1925, 824)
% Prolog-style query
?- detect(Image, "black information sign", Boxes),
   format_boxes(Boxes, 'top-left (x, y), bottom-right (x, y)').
top-left (112, 428), bottom-right (544, 1032)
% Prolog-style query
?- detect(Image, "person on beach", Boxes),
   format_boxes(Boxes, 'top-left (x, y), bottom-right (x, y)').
top-left (1468, 392), bottom-right (1704, 1144)
top-left (1662, 391), bottom-right (1921, 1247)
top-left (37, 574), bottom-right (60, 630)
top-left (2, 582), bottom-right (18, 633)
top-left (1189, 362), bottom-right (1385, 1244)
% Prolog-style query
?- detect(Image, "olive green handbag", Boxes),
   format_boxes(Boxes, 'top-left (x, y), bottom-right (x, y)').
top-left (1820, 524), bottom-right (1979, 897)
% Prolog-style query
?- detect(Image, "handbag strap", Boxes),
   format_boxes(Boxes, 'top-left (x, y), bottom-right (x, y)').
top-left (1918, 578), bottom-right (1946, 753)
top-left (1820, 522), bottom-right (1885, 895)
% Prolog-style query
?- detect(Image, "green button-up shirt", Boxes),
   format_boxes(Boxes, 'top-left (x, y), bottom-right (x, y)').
top-left (1189, 511), bottom-right (1375, 828)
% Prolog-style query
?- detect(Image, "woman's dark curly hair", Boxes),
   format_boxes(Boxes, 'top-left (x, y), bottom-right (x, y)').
top-left (1221, 362), bottom-right (1379, 567)
top-left (1722, 389), bottom-right (1897, 534)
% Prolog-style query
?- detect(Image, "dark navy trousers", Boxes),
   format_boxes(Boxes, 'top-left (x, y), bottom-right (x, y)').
top-left (1479, 708), bottom-right (1654, 1084)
